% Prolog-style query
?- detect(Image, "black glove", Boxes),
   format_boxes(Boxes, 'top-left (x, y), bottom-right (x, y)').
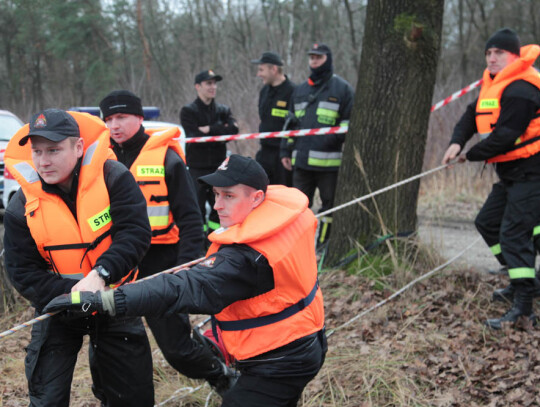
top-left (43, 291), bottom-right (107, 316)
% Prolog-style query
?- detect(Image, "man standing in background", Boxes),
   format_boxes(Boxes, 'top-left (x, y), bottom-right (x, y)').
top-left (180, 70), bottom-right (239, 237)
top-left (281, 43), bottom-right (354, 250)
top-left (251, 51), bottom-right (295, 186)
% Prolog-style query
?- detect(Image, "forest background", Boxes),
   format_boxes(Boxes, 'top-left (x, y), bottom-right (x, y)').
top-left (0, 0), bottom-right (538, 169)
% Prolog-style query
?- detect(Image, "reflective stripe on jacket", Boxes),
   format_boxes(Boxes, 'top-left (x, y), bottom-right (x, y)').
top-left (289, 74), bottom-right (354, 171)
top-left (129, 127), bottom-right (185, 244)
top-left (5, 112), bottom-right (115, 280)
top-left (476, 44), bottom-right (540, 163)
top-left (207, 185), bottom-right (325, 360)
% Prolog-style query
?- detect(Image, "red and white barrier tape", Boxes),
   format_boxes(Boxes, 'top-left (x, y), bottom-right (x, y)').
top-left (183, 126), bottom-right (347, 144)
top-left (182, 79), bottom-right (482, 144)
top-left (430, 79), bottom-right (483, 112)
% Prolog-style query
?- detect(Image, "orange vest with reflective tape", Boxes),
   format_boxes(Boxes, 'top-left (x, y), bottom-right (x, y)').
top-left (4, 112), bottom-right (117, 281)
top-left (207, 185), bottom-right (325, 361)
top-left (128, 127), bottom-right (185, 244)
top-left (476, 44), bottom-right (540, 163)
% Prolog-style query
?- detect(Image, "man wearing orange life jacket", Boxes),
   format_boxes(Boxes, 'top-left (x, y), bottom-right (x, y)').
top-left (442, 28), bottom-right (540, 329)
top-left (3, 109), bottom-right (154, 406)
top-left (99, 90), bottom-right (234, 393)
top-left (44, 154), bottom-right (327, 407)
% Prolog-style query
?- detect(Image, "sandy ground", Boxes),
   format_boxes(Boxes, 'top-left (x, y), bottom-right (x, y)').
top-left (417, 216), bottom-right (500, 273)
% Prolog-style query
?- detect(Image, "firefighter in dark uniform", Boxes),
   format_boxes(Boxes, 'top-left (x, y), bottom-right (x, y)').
top-left (280, 43), bottom-right (354, 248)
top-left (180, 70), bottom-right (239, 235)
top-left (99, 90), bottom-right (233, 391)
top-left (442, 28), bottom-right (540, 329)
top-left (3, 109), bottom-right (154, 406)
top-left (45, 154), bottom-right (327, 407)
top-left (251, 51), bottom-right (295, 186)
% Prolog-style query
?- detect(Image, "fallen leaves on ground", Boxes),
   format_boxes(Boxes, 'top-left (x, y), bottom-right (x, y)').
top-left (1, 266), bottom-right (539, 406)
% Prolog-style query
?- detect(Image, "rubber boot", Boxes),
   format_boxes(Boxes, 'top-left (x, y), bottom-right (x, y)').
top-left (485, 285), bottom-right (537, 330)
top-left (492, 277), bottom-right (540, 302)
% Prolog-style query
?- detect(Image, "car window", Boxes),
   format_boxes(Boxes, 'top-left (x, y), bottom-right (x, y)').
top-left (0, 115), bottom-right (23, 141)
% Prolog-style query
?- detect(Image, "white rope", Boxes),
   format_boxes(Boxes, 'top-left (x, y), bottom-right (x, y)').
top-left (316, 163), bottom-right (449, 219)
top-left (154, 384), bottom-right (204, 406)
top-left (325, 236), bottom-right (482, 337)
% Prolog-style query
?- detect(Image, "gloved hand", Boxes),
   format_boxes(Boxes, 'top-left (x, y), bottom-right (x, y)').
top-left (43, 290), bottom-right (115, 316)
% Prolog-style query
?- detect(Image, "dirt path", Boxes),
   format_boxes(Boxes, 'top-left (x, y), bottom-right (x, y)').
top-left (417, 217), bottom-right (500, 273)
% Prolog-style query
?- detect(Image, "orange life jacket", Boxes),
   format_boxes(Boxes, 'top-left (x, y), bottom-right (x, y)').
top-left (128, 127), bottom-right (185, 244)
top-left (4, 112), bottom-right (120, 281)
top-left (207, 185), bottom-right (325, 361)
top-left (476, 44), bottom-right (540, 163)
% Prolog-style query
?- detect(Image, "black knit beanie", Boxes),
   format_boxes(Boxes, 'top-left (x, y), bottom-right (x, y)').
top-left (485, 28), bottom-right (521, 55)
top-left (99, 90), bottom-right (144, 120)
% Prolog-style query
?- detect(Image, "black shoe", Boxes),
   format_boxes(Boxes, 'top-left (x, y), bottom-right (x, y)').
top-left (488, 265), bottom-right (508, 275)
top-left (484, 308), bottom-right (537, 330)
top-left (485, 286), bottom-right (536, 330)
top-left (492, 278), bottom-right (540, 302)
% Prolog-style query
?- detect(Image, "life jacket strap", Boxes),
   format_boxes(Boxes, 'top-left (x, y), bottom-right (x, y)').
top-left (152, 222), bottom-right (175, 237)
top-left (216, 280), bottom-right (319, 331)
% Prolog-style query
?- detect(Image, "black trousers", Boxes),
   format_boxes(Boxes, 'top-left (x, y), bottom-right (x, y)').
top-left (25, 313), bottom-right (154, 407)
top-left (293, 168), bottom-right (338, 245)
top-left (221, 331), bottom-right (326, 407)
top-left (475, 180), bottom-right (540, 284)
top-left (256, 146), bottom-right (292, 186)
top-left (188, 166), bottom-right (221, 231)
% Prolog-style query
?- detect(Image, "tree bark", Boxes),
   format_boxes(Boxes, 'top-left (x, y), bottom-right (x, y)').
top-left (327, 0), bottom-right (444, 264)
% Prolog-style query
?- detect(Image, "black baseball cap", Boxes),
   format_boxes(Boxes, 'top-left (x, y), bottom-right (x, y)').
top-left (308, 43), bottom-right (331, 55)
top-left (251, 51), bottom-right (283, 66)
top-left (195, 70), bottom-right (223, 84)
top-left (99, 90), bottom-right (144, 120)
top-left (198, 154), bottom-right (269, 192)
top-left (19, 109), bottom-right (80, 146)
top-left (485, 28), bottom-right (521, 55)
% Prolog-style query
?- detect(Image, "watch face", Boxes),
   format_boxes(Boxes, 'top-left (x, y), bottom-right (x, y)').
top-left (97, 266), bottom-right (110, 283)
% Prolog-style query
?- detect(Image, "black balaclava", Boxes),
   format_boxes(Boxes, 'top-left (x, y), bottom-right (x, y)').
top-left (309, 51), bottom-right (333, 85)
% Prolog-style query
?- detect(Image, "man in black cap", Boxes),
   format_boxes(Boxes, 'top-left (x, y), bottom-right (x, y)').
top-left (442, 28), bottom-right (540, 329)
top-left (3, 108), bottom-right (155, 406)
top-left (251, 51), bottom-right (295, 186)
top-left (180, 70), bottom-right (239, 237)
top-left (99, 90), bottom-right (234, 392)
top-left (280, 42), bottom-right (354, 250)
top-left (45, 154), bottom-right (327, 406)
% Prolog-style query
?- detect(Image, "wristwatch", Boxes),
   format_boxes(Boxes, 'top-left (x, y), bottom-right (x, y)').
top-left (94, 265), bottom-right (111, 285)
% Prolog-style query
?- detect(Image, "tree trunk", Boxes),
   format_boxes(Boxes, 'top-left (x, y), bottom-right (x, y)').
top-left (326, 0), bottom-right (444, 264)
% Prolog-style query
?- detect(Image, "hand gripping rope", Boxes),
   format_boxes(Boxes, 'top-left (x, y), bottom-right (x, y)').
top-left (0, 256), bottom-right (206, 340)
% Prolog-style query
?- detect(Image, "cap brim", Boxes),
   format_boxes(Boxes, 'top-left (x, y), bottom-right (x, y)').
top-left (19, 131), bottom-right (69, 146)
top-left (308, 50), bottom-right (327, 55)
top-left (250, 58), bottom-right (263, 64)
top-left (210, 75), bottom-right (223, 82)
top-left (198, 171), bottom-right (237, 187)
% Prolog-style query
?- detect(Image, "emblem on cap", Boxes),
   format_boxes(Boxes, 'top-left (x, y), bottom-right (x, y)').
top-left (313, 43), bottom-right (318, 49)
top-left (209, 69), bottom-right (215, 76)
top-left (34, 114), bottom-right (47, 128)
top-left (218, 157), bottom-right (230, 171)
